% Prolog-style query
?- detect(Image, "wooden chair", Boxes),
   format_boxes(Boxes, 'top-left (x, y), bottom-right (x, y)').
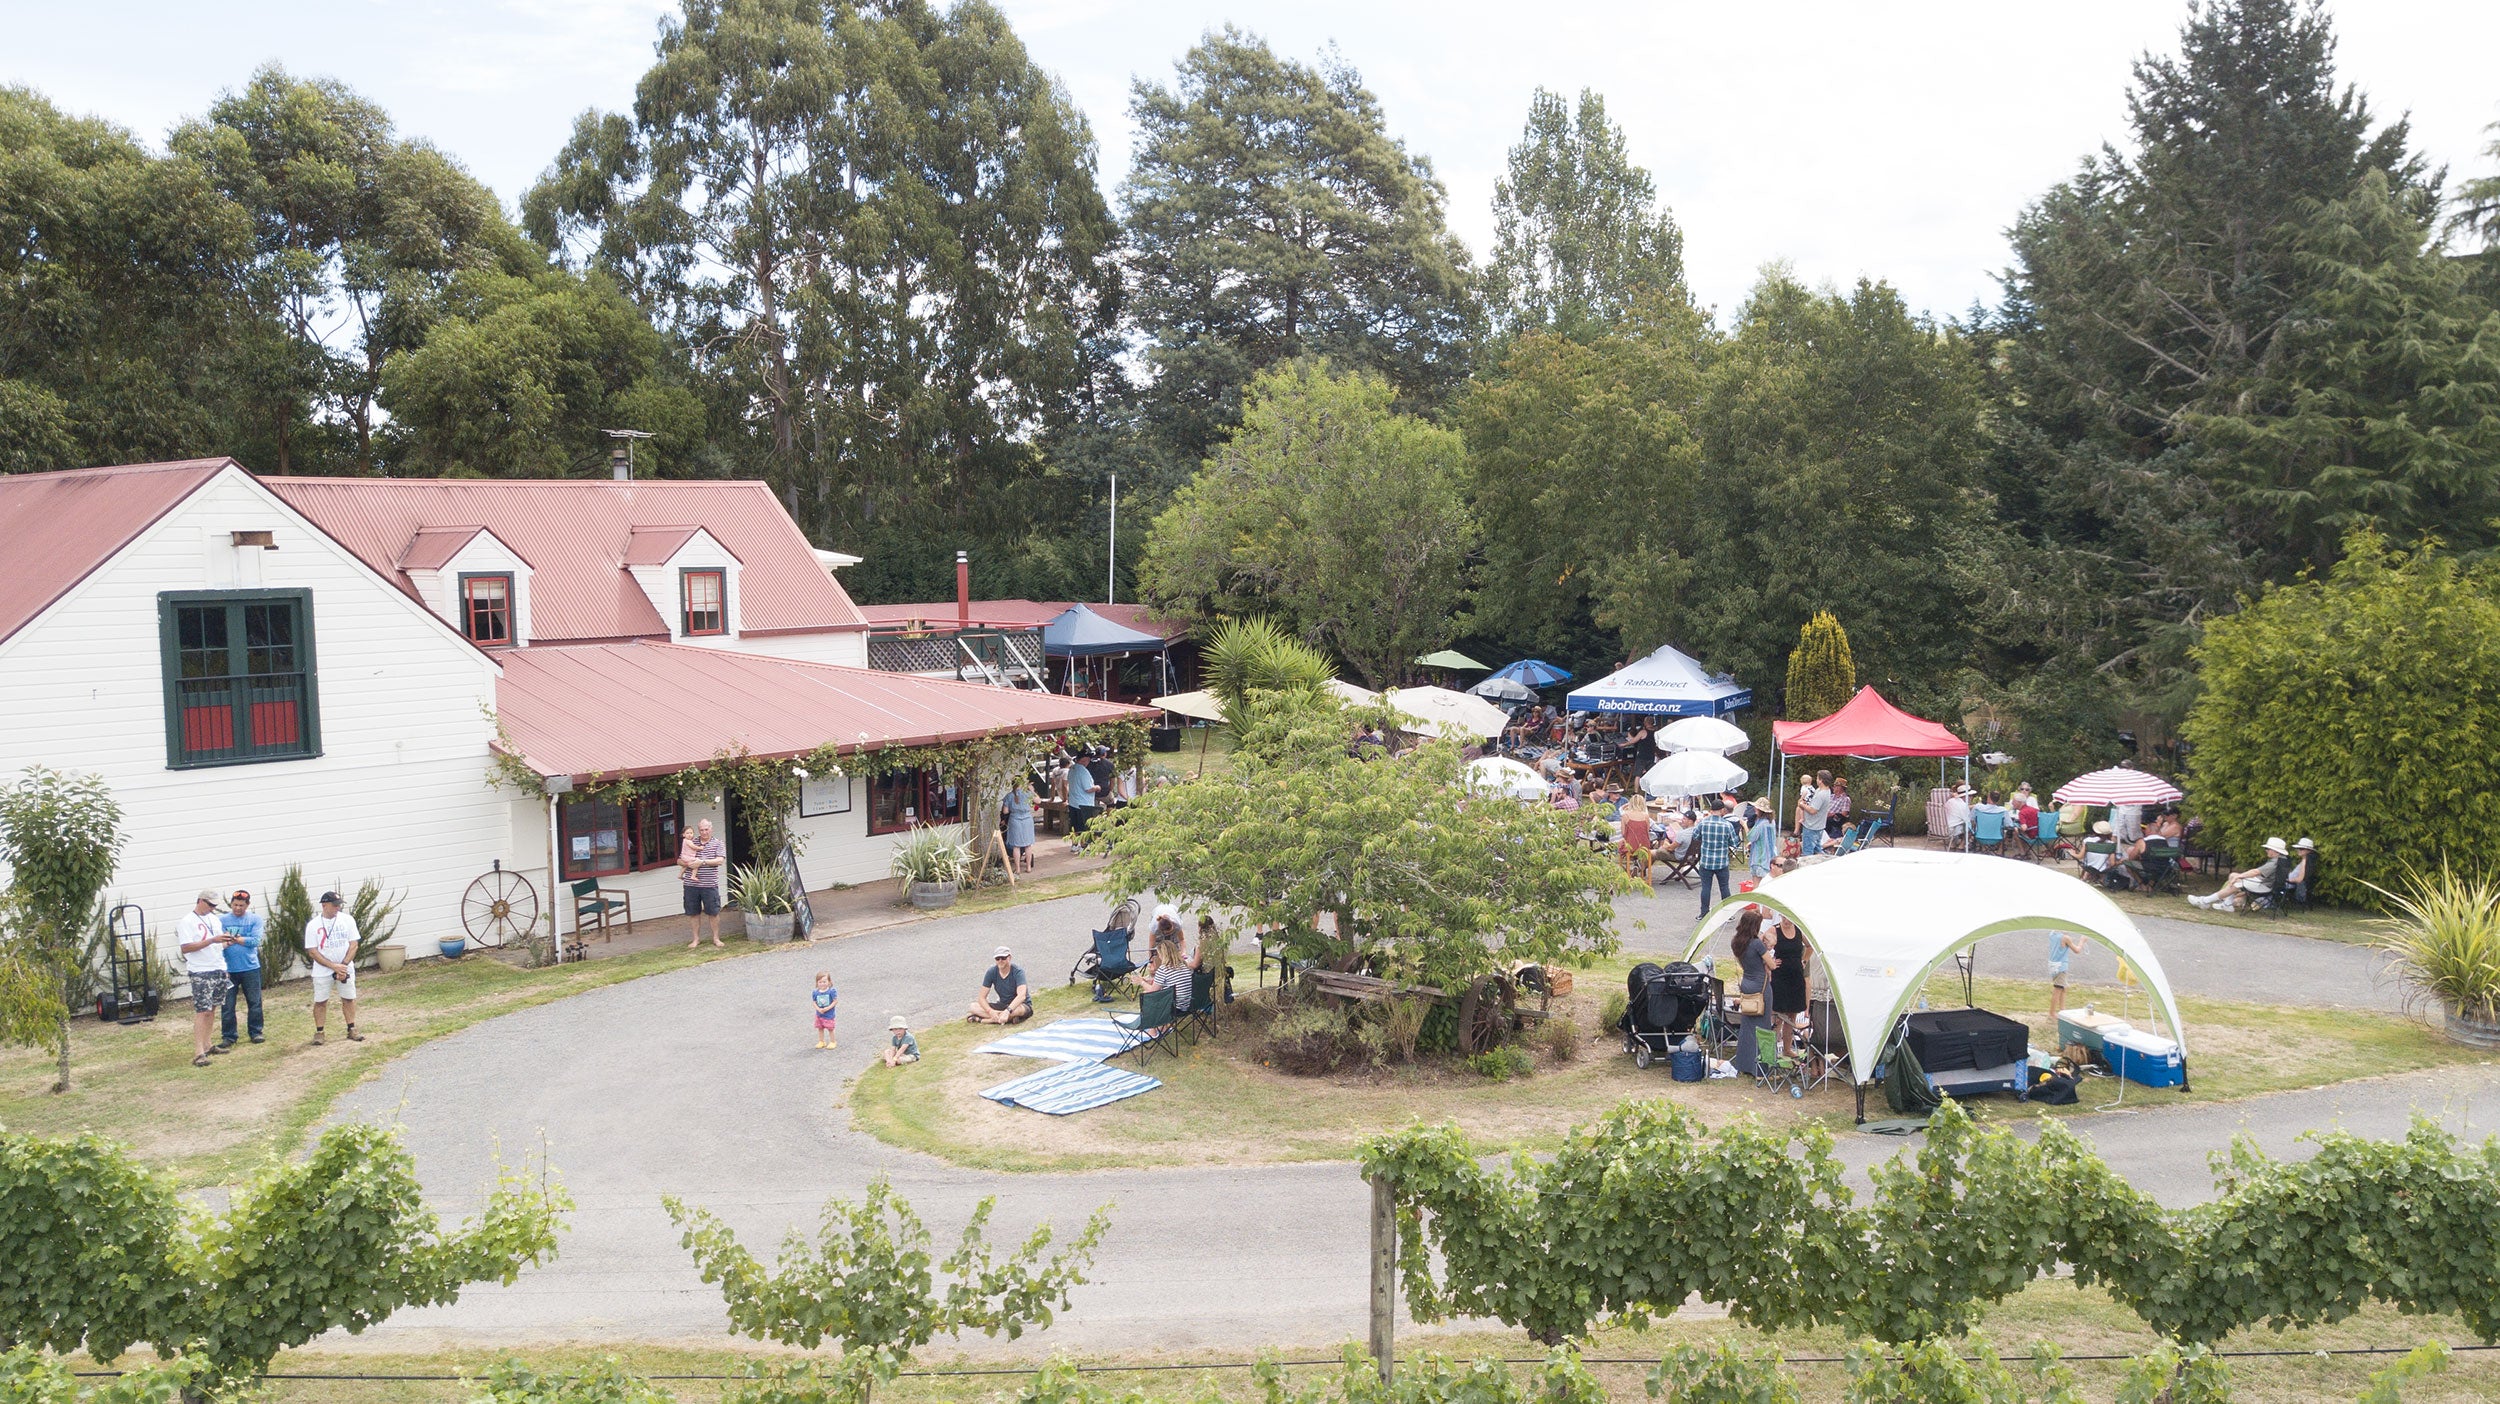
top-left (571, 877), bottom-right (633, 940)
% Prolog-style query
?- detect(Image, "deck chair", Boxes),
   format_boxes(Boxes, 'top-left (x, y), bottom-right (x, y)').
top-left (1753, 1025), bottom-right (1805, 1099)
top-left (2132, 840), bottom-right (2183, 893)
top-left (1654, 833), bottom-right (1699, 887)
top-left (1830, 819), bottom-right (1872, 857)
top-left (1070, 927), bottom-right (1138, 1002)
top-left (1116, 985), bottom-right (1179, 1063)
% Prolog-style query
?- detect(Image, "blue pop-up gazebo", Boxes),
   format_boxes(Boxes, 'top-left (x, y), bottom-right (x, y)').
top-left (1042, 604), bottom-right (1169, 698)
top-left (1564, 643), bottom-right (1750, 717)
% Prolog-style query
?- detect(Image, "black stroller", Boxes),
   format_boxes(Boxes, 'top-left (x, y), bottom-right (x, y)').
top-left (1620, 961), bottom-right (1719, 1068)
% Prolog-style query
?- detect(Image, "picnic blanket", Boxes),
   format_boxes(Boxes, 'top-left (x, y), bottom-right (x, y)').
top-left (972, 1016), bottom-right (1140, 1064)
top-left (979, 1060), bottom-right (1160, 1116)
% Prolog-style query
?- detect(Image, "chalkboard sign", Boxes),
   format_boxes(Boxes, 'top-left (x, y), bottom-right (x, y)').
top-left (779, 844), bottom-right (815, 939)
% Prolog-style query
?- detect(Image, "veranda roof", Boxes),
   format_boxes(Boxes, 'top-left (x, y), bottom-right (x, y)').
top-left (1770, 685), bottom-right (1965, 758)
top-left (1678, 849), bottom-right (2187, 1078)
top-left (496, 642), bottom-right (1151, 782)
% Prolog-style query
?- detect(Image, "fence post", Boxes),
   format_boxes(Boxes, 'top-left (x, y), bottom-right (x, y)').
top-left (1368, 1169), bottom-right (1395, 1385)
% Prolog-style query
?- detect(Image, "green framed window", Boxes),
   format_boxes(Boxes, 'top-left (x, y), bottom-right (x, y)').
top-left (460, 572), bottom-right (513, 646)
top-left (157, 589), bottom-right (320, 768)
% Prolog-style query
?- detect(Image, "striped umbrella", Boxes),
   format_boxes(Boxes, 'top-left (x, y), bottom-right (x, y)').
top-left (2052, 766), bottom-right (2183, 806)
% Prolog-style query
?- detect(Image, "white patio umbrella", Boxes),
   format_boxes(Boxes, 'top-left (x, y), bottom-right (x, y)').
top-left (1149, 689), bottom-right (1227, 723)
top-left (1655, 715), bottom-right (1750, 756)
top-left (1325, 678), bottom-right (1383, 707)
top-left (1642, 750), bottom-right (1748, 798)
top-left (1466, 756), bottom-right (1550, 801)
top-left (1384, 685), bottom-right (1511, 740)
top-left (1469, 676), bottom-right (1539, 705)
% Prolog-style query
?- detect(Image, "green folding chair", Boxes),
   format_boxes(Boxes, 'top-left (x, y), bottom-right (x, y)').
top-left (1116, 985), bottom-right (1179, 1063)
top-left (1754, 1025), bottom-right (1805, 1099)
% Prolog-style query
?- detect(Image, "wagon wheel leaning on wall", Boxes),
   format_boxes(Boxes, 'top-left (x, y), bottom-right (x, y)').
top-left (462, 865), bottom-right (539, 953)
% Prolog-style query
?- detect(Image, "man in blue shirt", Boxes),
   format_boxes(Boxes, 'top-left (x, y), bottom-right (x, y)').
top-left (217, 888), bottom-right (267, 1047)
top-left (1691, 801), bottom-right (1741, 918)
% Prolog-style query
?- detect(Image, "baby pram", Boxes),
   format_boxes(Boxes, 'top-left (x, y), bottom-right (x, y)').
top-left (1620, 960), bottom-right (1719, 1068)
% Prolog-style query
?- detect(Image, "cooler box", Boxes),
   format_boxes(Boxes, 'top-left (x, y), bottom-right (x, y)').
top-left (2104, 1028), bottom-right (2185, 1088)
top-left (2055, 1009), bottom-right (2135, 1060)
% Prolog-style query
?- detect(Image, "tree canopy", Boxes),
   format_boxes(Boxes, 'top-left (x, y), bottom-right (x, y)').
top-left (1484, 87), bottom-right (1687, 343)
top-left (1138, 361), bottom-right (1472, 688)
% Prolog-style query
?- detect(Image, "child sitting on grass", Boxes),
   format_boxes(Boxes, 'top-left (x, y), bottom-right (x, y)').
top-left (813, 972), bottom-right (838, 1050)
top-left (883, 1015), bottom-right (919, 1066)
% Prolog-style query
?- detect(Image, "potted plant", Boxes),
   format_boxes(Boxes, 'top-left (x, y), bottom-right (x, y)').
top-left (891, 825), bottom-right (972, 909)
top-left (732, 862), bottom-right (798, 943)
top-left (2369, 864), bottom-right (2500, 1049)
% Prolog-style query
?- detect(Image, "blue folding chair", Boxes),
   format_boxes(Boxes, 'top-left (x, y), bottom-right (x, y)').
top-left (1972, 808), bottom-right (2009, 855)
top-left (1070, 928), bottom-right (1138, 1002)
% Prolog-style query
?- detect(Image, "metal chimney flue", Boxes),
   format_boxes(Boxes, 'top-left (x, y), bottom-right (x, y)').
top-left (956, 550), bottom-right (970, 625)
top-left (609, 445), bottom-right (630, 481)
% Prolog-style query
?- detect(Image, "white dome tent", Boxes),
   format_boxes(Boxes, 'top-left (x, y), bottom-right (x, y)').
top-left (1676, 849), bottom-right (2189, 1121)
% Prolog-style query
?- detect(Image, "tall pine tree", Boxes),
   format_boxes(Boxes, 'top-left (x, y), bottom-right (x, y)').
top-left (1784, 612), bottom-right (1856, 721)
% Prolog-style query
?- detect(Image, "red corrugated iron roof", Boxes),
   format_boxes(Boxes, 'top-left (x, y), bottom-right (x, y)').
top-left (857, 598), bottom-right (1190, 640)
top-left (0, 458), bottom-right (232, 646)
top-left (621, 524), bottom-right (707, 567)
top-left (495, 642), bottom-right (1154, 781)
top-left (398, 525), bottom-right (490, 571)
top-left (265, 478), bottom-right (866, 642)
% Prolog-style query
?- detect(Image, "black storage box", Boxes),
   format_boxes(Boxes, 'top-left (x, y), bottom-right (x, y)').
top-left (1904, 1008), bottom-right (2028, 1097)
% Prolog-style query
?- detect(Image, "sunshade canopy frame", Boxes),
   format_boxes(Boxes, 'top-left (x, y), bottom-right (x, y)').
top-left (1673, 849), bottom-right (2188, 1121)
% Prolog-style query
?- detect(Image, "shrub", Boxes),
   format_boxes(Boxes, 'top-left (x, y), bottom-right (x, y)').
top-left (2368, 863), bottom-right (2500, 1021)
top-left (1783, 611), bottom-right (1855, 720)
top-left (1599, 989), bottom-right (1628, 1033)
top-left (888, 826), bottom-right (972, 885)
top-left (468, 1357), bottom-right (675, 1404)
top-left (345, 878), bottom-right (403, 969)
top-left (730, 862), bottom-right (795, 916)
top-left (2183, 536), bottom-right (2500, 903)
top-left (267, 865), bottom-right (313, 980)
top-left (1468, 1046), bottom-right (1533, 1081)
top-left (1262, 1002), bottom-right (1361, 1075)
top-left (1541, 1016), bottom-right (1581, 1063)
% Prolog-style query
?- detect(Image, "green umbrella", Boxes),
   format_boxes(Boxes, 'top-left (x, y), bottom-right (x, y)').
top-left (1414, 649), bottom-right (1489, 670)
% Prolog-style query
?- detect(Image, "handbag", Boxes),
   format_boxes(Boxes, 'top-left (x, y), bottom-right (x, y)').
top-left (1736, 989), bottom-right (1765, 1017)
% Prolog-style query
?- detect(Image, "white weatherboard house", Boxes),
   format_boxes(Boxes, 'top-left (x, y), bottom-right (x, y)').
top-left (0, 460), bottom-right (1143, 962)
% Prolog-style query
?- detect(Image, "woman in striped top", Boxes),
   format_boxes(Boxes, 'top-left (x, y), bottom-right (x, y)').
top-left (1146, 933), bottom-right (1193, 1014)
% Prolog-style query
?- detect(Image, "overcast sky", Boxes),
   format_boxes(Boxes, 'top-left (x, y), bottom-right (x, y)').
top-left (12, 1), bottom-right (2497, 319)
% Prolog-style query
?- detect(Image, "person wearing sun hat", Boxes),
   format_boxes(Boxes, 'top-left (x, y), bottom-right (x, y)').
top-left (178, 890), bottom-right (238, 1067)
top-left (2191, 837), bottom-right (2293, 912)
top-left (881, 1014), bottom-right (920, 1066)
top-left (2290, 838), bottom-right (2319, 905)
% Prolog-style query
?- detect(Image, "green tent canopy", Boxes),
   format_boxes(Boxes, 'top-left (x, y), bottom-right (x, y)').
top-left (1414, 649), bottom-right (1489, 670)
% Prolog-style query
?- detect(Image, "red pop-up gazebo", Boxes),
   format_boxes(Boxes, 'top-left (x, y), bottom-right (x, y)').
top-left (1770, 686), bottom-right (1969, 830)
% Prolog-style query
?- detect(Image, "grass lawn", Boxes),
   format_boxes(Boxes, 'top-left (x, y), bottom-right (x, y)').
top-left (845, 954), bottom-right (2490, 1173)
top-left (0, 940), bottom-right (760, 1186)
top-left (69, 1284), bottom-right (2499, 1404)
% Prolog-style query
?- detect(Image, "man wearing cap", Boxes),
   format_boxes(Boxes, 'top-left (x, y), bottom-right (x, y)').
top-left (178, 891), bottom-right (237, 1068)
top-left (2190, 837), bottom-right (2294, 912)
top-left (1944, 785), bottom-right (1974, 851)
top-left (968, 946), bottom-right (1031, 1024)
top-left (304, 890), bottom-right (364, 1044)
top-left (217, 889), bottom-right (267, 1047)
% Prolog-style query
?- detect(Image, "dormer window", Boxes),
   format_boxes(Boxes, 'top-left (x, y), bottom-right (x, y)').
top-left (681, 569), bottom-right (726, 636)
top-left (461, 573), bottom-right (514, 646)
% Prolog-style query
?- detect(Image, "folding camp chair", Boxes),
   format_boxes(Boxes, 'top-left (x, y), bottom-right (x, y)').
top-left (1972, 808), bottom-right (2009, 856)
top-left (1752, 1025), bottom-right (1805, 1099)
top-left (1178, 966), bottom-right (1219, 1045)
top-left (1653, 835), bottom-right (1698, 888)
top-left (1116, 986), bottom-right (1179, 1063)
top-left (1070, 928), bottom-right (1138, 1002)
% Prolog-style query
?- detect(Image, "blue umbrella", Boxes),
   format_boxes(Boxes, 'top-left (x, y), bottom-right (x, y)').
top-left (1490, 659), bottom-right (1572, 688)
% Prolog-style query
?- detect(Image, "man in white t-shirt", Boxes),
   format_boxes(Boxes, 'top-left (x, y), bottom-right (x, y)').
top-left (1944, 785), bottom-right (1974, 850)
top-left (304, 890), bottom-right (364, 1045)
top-left (178, 890), bottom-right (237, 1068)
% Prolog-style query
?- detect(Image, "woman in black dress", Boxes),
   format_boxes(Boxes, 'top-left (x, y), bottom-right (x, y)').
top-left (1770, 915), bottom-right (1811, 1060)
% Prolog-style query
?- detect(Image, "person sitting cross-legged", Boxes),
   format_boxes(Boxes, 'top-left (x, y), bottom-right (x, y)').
top-left (967, 946), bottom-right (1033, 1024)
